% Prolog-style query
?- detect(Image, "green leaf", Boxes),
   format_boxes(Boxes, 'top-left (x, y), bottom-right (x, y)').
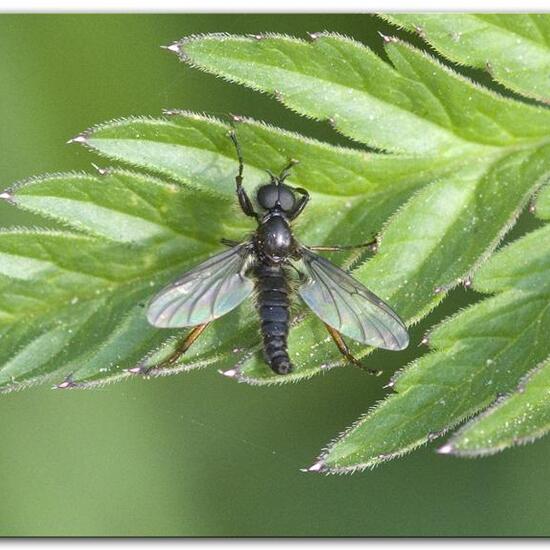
top-left (3, 22), bottom-right (550, 473)
top-left (235, 132), bottom-right (550, 384)
top-left (384, 14), bottom-right (550, 103)
top-left (315, 193), bottom-right (550, 472)
top-left (79, 113), bottom-right (446, 247)
top-left (75, 108), bottom-right (550, 388)
top-left (7, 170), bottom-right (234, 244)
top-left (163, 35), bottom-right (550, 383)
top-left (172, 30), bottom-right (550, 467)
top-left (173, 33), bottom-right (550, 153)
top-left (0, 111), bottom-right (443, 390)
top-left (436, 187), bottom-right (550, 456)
top-left (535, 183), bottom-right (550, 218)
top-left (0, 169), bottom-right (252, 390)
top-left (444, 358), bottom-right (550, 457)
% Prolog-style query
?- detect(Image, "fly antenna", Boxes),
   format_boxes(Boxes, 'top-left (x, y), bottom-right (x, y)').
top-left (265, 169), bottom-right (278, 184)
top-left (278, 158), bottom-right (300, 182)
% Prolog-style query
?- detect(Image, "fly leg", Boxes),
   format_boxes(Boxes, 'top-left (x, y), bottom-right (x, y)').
top-left (308, 237), bottom-right (378, 253)
top-left (128, 323), bottom-right (210, 376)
top-left (324, 323), bottom-right (381, 376)
top-left (288, 187), bottom-right (310, 220)
top-left (228, 130), bottom-right (258, 221)
top-left (220, 238), bottom-right (241, 247)
top-left (272, 158), bottom-right (310, 221)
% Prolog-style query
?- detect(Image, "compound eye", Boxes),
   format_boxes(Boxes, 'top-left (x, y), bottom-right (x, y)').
top-left (257, 185), bottom-right (279, 209)
top-left (278, 186), bottom-right (296, 211)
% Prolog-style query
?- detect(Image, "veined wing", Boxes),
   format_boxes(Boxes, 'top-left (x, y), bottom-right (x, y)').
top-left (147, 243), bottom-right (254, 328)
top-left (298, 247), bottom-right (409, 350)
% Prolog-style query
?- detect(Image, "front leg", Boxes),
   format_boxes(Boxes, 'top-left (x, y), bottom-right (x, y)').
top-left (288, 187), bottom-right (310, 220)
top-left (229, 130), bottom-right (258, 220)
top-left (308, 236), bottom-right (378, 252)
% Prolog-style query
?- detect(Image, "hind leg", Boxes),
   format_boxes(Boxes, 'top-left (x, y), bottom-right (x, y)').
top-left (129, 323), bottom-right (210, 376)
top-left (324, 323), bottom-right (381, 376)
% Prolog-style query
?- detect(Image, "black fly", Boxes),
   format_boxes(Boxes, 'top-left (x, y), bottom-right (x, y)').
top-left (143, 131), bottom-right (409, 376)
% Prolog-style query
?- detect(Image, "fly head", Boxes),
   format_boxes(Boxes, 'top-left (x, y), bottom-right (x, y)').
top-left (257, 183), bottom-right (296, 213)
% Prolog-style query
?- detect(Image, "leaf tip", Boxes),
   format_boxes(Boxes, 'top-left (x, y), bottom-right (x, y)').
top-left (219, 368), bottom-right (238, 378)
top-left (304, 460), bottom-right (326, 473)
top-left (436, 443), bottom-right (454, 455)
top-left (0, 191), bottom-right (14, 203)
top-left (54, 377), bottom-right (78, 390)
top-left (229, 113), bottom-right (245, 124)
top-left (162, 41), bottom-right (181, 53)
top-left (125, 366), bottom-right (146, 375)
top-left (67, 133), bottom-right (88, 145)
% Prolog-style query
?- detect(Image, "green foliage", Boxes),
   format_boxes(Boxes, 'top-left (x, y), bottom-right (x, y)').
top-left (316, 188), bottom-right (550, 471)
top-left (383, 14), bottom-right (550, 103)
top-left (175, 32), bottom-right (550, 153)
top-left (0, 114), bottom-right (440, 389)
top-left (0, 170), bottom-right (244, 388)
top-left (1, 16), bottom-right (550, 472)
top-left (447, 358), bottom-right (550, 456)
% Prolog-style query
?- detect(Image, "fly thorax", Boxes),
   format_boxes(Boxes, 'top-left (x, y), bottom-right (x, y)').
top-left (256, 215), bottom-right (293, 262)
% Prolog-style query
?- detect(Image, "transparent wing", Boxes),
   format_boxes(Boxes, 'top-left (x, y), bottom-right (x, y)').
top-left (298, 247), bottom-right (409, 350)
top-left (147, 243), bottom-right (254, 328)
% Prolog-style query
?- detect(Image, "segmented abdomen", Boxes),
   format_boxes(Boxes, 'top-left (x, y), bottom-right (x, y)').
top-left (253, 263), bottom-right (293, 374)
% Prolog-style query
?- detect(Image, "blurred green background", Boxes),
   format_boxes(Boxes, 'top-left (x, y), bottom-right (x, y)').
top-left (0, 14), bottom-right (548, 536)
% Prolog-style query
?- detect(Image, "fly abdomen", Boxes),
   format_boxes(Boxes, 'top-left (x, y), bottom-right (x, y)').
top-left (254, 264), bottom-right (293, 375)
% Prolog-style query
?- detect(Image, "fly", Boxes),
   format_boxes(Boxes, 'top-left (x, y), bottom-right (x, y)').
top-left (141, 130), bottom-right (409, 376)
